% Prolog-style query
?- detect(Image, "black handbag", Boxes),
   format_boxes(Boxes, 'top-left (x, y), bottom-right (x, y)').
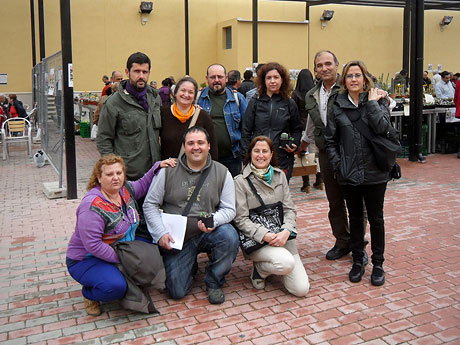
top-left (345, 107), bottom-right (402, 173)
top-left (237, 177), bottom-right (296, 255)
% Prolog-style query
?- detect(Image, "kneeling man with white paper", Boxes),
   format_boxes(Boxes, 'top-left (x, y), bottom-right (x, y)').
top-left (143, 126), bottom-right (239, 304)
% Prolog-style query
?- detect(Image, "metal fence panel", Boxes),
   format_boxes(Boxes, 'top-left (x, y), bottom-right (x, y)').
top-left (35, 51), bottom-right (65, 187)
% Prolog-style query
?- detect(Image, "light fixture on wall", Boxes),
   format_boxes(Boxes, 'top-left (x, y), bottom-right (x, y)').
top-left (139, 1), bottom-right (153, 25)
top-left (439, 16), bottom-right (453, 31)
top-left (320, 10), bottom-right (334, 29)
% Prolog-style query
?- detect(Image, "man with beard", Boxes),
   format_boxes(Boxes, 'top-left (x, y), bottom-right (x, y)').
top-left (197, 64), bottom-right (247, 177)
top-left (97, 52), bottom-right (162, 242)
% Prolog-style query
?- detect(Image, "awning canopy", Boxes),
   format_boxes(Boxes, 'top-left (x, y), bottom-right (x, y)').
top-left (280, 0), bottom-right (460, 11)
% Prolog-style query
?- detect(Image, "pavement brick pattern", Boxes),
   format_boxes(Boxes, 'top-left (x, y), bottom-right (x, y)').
top-left (1, 137), bottom-right (459, 345)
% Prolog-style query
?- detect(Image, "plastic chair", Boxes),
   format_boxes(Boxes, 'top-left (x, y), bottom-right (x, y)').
top-left (1, 118), bottom-right (32, 160)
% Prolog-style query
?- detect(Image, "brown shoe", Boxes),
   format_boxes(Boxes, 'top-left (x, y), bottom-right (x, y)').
top-left (83, 297), bottom-right (101, 316)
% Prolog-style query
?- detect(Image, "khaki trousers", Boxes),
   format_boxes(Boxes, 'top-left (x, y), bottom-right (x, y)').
top-left (249, 240), bottom-right (309, 297)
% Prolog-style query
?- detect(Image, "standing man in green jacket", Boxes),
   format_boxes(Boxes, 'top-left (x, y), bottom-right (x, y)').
top-left (97, 51), bottom-right (161, 180)
top-left (299, 50), bottom-right (366, 262)
top-left (97, 51), bottom-right (162, 241)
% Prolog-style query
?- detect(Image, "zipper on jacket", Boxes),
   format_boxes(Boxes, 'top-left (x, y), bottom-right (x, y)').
top-left (268, 98), bottom-right (273, 138)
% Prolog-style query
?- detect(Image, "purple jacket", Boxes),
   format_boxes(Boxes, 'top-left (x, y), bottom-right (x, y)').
top-left (66, 162), bottom-right (161, 263)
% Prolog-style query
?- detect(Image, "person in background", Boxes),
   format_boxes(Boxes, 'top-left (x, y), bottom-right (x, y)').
top-left (197, 64), bottom-right (248, 177)
top-left (292, 68), bottom-right (323, 192)
top-left (160, 76), bottom-right (218, 160)
top-left (234, 136), bottom-right (309, 297)
top-left (169, 75), bottom-right (176, 94)
top-left (93, 82), bottom-right (119, 126)
top-left (227, 70), bottom-right (242, 91)
top-left (450, 72), bottom-right (458, 90)
top-left (159, 78), bottom-right (172, 107)
top-left (144, 126), bottom-right (239, 305)
top-left (150, 80), bottom-right (158, 89)
top-left (423, 71), bottom-right (431, 91)
top-left (8, 94), bottom-right (27, 118)
top-left (102, 75), bottom-right (109, 86)
top-left (238, 70), bottom-right (255, 97)
top-left (325, 60), bottom-right (392, 286)
top-left (435, 71), bottom-right (454, 99)
top-left (245, 63), bottom-right (265, 103)
top-left (102, 71), bottom-right (123, 97)
top-left (66, 154), bottom-right (175, 316)
top-left (394, 69), bottom-right (409, 93)
top-left (432, 71), bottom-right (441, 87)
top-left (241, 62), bottom-right (302, 181)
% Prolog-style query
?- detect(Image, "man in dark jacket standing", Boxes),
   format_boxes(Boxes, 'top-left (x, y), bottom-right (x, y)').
top-left (97, 51), bottom-right (162, 241)
top-left (299, 50), bottom-right (366, 261)
top-left (238, 70), bottom-right (255, 97)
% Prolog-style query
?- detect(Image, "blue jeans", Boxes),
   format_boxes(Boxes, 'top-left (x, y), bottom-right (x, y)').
top-left (161, 223), bottom-right (239, 300)
top-left (218, 155), bottom-right (242, 177)
top-left (67, 256), bottom-right (127, 302)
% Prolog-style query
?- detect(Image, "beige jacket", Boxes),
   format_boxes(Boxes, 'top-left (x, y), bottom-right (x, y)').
top-left (234, 164), bottom-right (297, 244)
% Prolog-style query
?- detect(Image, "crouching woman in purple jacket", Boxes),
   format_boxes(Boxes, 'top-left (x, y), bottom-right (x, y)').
top-left (66, 154), bottom-right (175, 316)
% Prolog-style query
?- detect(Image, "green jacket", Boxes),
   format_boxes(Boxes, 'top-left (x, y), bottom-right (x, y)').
top-left (304, 79), bottom-right (341, 150)
top-left (97, 80), bottom-right (162, 180)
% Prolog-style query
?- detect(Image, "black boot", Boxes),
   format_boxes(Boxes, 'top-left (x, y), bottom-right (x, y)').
top-left (371, 265), bottom-right (385, 286)
top-left (349, 261), bottom-right (365, 283)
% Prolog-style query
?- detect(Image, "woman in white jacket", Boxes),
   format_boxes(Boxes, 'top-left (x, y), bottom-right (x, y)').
top-left (233, 136), bottom-right (309, 297)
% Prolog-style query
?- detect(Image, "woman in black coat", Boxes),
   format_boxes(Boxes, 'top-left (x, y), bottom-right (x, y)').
top-left (241, 62), bottom-right (303, 181)
top-left (325, 60), bottom-right (392, 287)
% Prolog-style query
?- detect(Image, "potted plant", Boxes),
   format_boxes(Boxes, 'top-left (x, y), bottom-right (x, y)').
top-left (198, 212), bottom-right (214, 228)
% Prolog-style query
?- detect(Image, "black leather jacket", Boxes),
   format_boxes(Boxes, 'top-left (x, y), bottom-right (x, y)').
top-left (325, 92), bottom-right (392, 186)
top-left (241, 93), bottom-right (303, 169)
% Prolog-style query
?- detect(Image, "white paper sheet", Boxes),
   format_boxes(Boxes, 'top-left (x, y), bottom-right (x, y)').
top-left (161, 213), bottom-right (187, 250)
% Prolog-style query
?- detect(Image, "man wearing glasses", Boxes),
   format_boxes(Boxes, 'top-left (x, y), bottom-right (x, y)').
top-left (299, 50), bottom-right (367, 263)
top-left (197, 64), bottom-right (248, 176)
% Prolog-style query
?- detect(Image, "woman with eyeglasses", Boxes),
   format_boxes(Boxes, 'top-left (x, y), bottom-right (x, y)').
top-left (66, 154), bottom-right (175, 316)
top-left (241, 62), bottom-right (303, 181)
top-left (325, 61), bottom-right (392, 286)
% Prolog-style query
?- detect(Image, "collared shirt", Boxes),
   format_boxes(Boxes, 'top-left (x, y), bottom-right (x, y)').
top-left (302, 82), bottom-right (336, 144)
top-left (435, 80), bottom-right (454, 99)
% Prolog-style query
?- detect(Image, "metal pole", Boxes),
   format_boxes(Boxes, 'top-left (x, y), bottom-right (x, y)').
top-left (60, 0), bottom-right (78, 199)
top-left (252, 0), bottom-right (258, 64)
top-left (306, 2), bottom-right (310, 70)
top-left (403, 0), bottom-right (410, 72)
top-left (38, 0), bottom-right (45, 61)
top-left (408, 0), bottom-right (425, 162)
top-left (30, 0), bottom-right (37, 67)
top-left (185, 0), bottom-right (189, 75)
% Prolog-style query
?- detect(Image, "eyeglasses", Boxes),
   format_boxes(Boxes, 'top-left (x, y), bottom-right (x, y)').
top-left (345, 73), bottom-right (363, 80)
top-left (208, 75), bottom-right (225, 80)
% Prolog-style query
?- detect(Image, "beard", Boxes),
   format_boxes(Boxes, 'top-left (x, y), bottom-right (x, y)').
top-left (130, 79), bottom-right (146, 91)
top-left (209, 83), bottom-right (226, 95)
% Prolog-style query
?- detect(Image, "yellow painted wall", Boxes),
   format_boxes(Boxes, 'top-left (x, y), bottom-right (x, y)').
top-left (0, 1), bottom-right (458, 94)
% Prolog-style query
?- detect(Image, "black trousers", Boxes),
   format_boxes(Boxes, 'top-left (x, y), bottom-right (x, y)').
top-left (342, 182), bottom-right (387, 266)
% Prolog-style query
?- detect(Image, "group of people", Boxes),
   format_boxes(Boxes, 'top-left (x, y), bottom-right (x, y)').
top-left (67, 50), bottom-right (397, 316)
top-left (0, 94), bottom-right (27, 122)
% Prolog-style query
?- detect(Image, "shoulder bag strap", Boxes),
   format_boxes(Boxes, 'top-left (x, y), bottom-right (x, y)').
top-left (233, 90), bottom-right (240, 108)
top-left (181, 166), bottom-right (211, 216)
top-left (178, 107), bottom-right (201, 158)
top-left (245, 177), bottom-right (266, 207)
top-left (343, 108), bottom-right (374, 142)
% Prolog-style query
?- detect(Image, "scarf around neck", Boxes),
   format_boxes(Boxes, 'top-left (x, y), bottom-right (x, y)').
top-left (125, 82), bottom-right (149, 112)
top-left (172, 103), bottom-right (195, 123)
top-left (250, 163), bottom-right (274, 184)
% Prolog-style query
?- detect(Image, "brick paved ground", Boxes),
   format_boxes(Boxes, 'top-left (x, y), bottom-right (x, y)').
top-left (1, 137), bottom-right (459, 345)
